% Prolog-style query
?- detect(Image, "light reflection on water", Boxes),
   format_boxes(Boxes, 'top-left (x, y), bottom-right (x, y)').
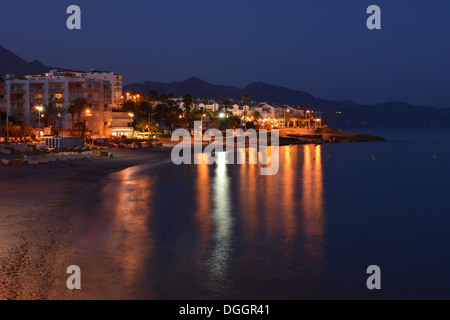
top-left (208, 152), bottom-right (233, 293)
top-left (75, 130), bottom-right (450, 299)
top-left (77, 145), bottom-right (326, 299)
top-left (301, 145), bottom-right (325, 290)
top-left (77, 165), bottom-right (157, 299)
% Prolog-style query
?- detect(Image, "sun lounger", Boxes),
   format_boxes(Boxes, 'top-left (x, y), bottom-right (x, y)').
top-left (11, 159), bottom-right (23, 166)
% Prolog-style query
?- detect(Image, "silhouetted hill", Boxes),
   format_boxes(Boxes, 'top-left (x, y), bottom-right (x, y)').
top-left (0, 45), bottom-right (50, 78)
top-left (128, 77), bottom-right (240, 99)
top-left (124, 77), bottom-right (450, 128)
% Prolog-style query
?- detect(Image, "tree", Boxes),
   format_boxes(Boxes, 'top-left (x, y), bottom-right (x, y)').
top-left (42, 104), bottom-right (60, 126)
top-left (74, 121), bottom-right (87, 137)
top-left (121, 100), bottom-right (137, 113)
top-left (140, 100), bottom-right (154, 122)
top-left (135, 118), bottom-right (159, 138)
top-left (221, 99), bottom-right (232, 112)
top-left (183, 94), bottom-right (193, 116)
top-left (67, 98), bottom-right (89, 129)
top-left (251, 111), bottom-right (262, 121)
top-left (193, 96), bottom-right (199, 108)
top-left (242, 94), bottom-right (250, 103)
top-left (0, 75), bottom-right (5, 85)
top-left (147, 90), bottom-right (159, 101)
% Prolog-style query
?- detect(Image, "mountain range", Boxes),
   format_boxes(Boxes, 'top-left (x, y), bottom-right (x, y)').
top-left (0, 45), bottom-right (49, 78)
top-left (124, 77), bottom-right (450, 128)
top-left (0, 44), bottom-right (449, 128)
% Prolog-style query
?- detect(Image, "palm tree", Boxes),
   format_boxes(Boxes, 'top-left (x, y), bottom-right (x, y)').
top-left (183, 94), bottom-right (193, 116)
top-left (251, 111), bottom-right (262, 121)
top-left (74, 121), bottom-right (87, 137)
top-left (147, 90), bottom-right (158, 101)
top-left (221, 99), bottom-right (232, 112)
top-left (67, 98), bottom-right (89, 129)
top-left (242, 94), bottom-right (250, 103)
top-left (43, 104), bottom-right (60, 126)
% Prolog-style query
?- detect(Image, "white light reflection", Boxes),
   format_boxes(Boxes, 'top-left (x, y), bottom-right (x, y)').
top-left (208, 152), bottom-right (233, 292)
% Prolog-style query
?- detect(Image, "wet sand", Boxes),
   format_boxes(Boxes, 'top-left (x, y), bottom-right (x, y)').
top-left (0, 147), bottom-right (172, 300)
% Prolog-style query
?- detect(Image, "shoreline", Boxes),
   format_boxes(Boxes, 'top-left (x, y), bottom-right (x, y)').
top-left (0, 128), bottom-right (384, 299)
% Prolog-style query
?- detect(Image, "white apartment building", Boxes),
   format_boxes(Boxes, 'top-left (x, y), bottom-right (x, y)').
top-left (84, 70), bottom-right (123, 109)
top-left (0, 69), bottom-right (118, 138)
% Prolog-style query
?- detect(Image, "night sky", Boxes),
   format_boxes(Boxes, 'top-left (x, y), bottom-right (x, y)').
top-left (1, 0), bottom-right (449, 107)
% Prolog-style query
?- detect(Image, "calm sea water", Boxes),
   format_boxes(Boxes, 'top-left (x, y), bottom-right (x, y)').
top-left (77, 129), bottom-right (450, 299)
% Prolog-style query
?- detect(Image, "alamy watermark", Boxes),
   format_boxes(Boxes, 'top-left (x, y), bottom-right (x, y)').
top-left (65, 5), bottom-right (381, 31)
top-left (66, 265), bottom-right (81, 290)
top-left (170, 121), bottom-right (279, 176)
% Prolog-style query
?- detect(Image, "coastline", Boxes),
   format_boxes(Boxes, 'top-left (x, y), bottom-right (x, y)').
top-left (0, 147), bottom-right (172, 300)
top-left (0, 128), bottom-right (384, 300)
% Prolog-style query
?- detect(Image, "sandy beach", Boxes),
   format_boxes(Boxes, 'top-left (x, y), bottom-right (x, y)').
top-left (0, 147), bottom-right (172, 300)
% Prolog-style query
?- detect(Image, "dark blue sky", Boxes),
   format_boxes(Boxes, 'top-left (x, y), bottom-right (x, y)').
top-left (1, 0), bottom-right (449, 107)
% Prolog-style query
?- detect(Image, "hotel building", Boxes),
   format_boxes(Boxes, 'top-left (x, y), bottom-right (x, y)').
top-left (0, 69), bottom-right (123, 138)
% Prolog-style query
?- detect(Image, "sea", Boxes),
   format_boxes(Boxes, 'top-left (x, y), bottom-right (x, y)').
top-left (76, 129), bottom-right (450, 299)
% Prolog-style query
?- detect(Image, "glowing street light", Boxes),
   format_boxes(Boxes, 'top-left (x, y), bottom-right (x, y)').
top-left (219, 112), bottom-right (225, 118)
top-left (36, 106), bottom-right (44, 129)
top-left (201, 113), bottom-right (207, 131)
top-left (128, 113), bottom-right (135, 138)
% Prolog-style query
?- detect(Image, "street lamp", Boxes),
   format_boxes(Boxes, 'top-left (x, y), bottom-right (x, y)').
top-left (201, 113), bottom-right (207, 132)
top-left (36, 106), bottom-right (44, 129)
top-left (306, 110), bottom-right (312, 128)
top-left (85, 109), bottom-right (91, 130)
top-left (128, 113), bottom-right (134, 138)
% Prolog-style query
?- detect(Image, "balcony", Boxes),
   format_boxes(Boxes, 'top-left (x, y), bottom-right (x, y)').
top-left (10, 89), bottom-right (25, 94)
top-left (86, 98), bottom-right (100, 104)
top-left (69, 87), bottom-right (92, 93)
top-left (49, 97), bottom-right (65, 103)
top-left (30, 88), bottom-right (45, 94)
top-left (10, 98), bottom-right (26, 104)
top-left (49, 88), bottom-right (64, 93)
top-left (30, 99), bottom-right (45, 105)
